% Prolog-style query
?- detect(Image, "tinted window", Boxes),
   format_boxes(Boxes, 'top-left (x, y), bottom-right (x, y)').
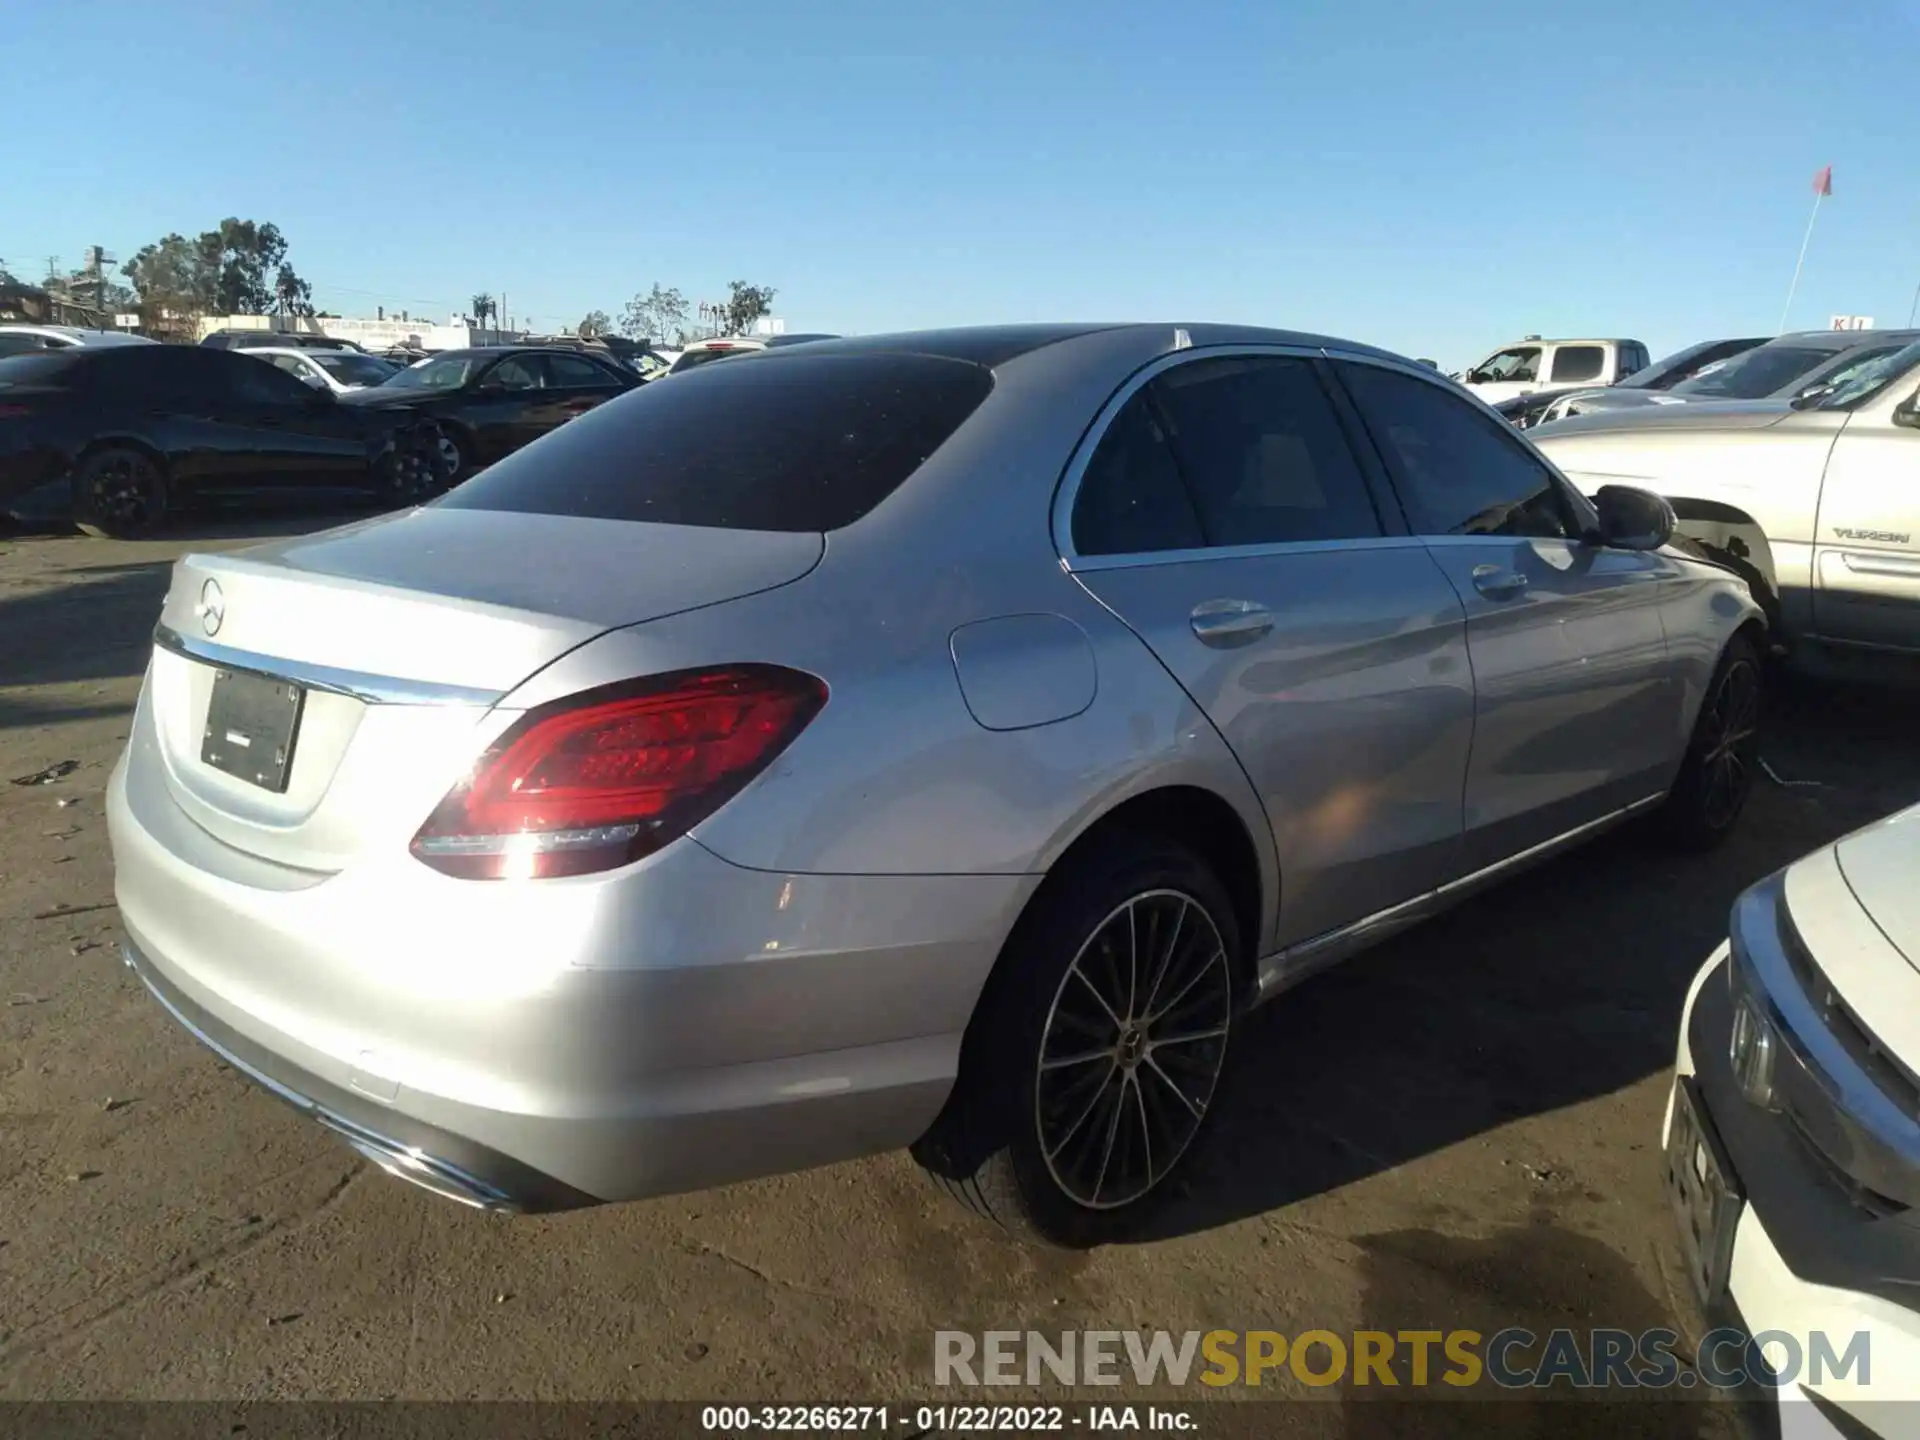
top-left (313, 353), bottom-right (399, 386)
top-left (545, 353), bottom-right (622, 388)
top-left (266, 353), bottom-right (314, 379)
top-left (439, 352), bottom-right (994, 532)
top-left (1549, 345), bottom-right (1605, 383)
top-left (1071, 391), bottom-right (1205, 556)
top-left (1148, 356), bottom-right (1380, 546)
top-left (0, 333), bottom-right (52, 356)
top-left (1339, 363), bottom-right (1575, 539)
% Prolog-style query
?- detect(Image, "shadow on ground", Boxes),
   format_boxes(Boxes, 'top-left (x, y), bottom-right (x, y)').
top-left (1141, 675), bottom-right (1920, 1245)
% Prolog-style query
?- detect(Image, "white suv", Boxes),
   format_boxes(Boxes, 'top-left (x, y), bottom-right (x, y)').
top-left (1456, 336), bottom-right (1650, 406)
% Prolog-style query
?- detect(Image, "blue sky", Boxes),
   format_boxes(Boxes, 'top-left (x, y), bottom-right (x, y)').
top-left (6, 0), bottom-right (1916, 367)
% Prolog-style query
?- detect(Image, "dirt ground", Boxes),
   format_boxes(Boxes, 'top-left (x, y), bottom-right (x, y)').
top-left (3, 513), bottom-right (1917, 1437)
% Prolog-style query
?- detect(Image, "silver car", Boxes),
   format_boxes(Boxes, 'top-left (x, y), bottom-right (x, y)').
top-left (107, 324), bottom-right (1765, 1244)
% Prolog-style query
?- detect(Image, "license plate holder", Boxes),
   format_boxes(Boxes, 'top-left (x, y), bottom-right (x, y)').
top-left (1665, 1074), bottom-right (1744, 1305)
top-left (201, 668), bottom-right (306, 793)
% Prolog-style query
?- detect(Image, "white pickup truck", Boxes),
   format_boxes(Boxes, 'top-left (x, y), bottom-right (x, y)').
top-left (1533, 340), bottom-right (1920, 677)
top-left (1456, 336), bottom-right (1650, 406)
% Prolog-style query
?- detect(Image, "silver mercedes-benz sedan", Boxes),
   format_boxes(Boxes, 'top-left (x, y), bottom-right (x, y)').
top-left (108, 324), bottom-right (1766, 1245)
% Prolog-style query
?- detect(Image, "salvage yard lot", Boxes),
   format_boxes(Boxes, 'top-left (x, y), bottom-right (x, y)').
top-left (3, 516), bottom-right (1918, 1433)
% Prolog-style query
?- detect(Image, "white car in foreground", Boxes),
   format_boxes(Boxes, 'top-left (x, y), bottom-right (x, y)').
top-left (1668, 801), bottom-right (1920, 1434)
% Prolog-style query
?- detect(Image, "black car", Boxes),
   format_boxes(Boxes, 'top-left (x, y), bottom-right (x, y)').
top-left (339, 346), bottom-right (637, 481)
top-left (0, 345), bottom-right (448, 537)
top-left (1494, 336), bottom-right (1769, 428)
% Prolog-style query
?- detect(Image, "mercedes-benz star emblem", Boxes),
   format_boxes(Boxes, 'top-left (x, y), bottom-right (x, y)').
top-left (196, 578), bottom-right (225, 637)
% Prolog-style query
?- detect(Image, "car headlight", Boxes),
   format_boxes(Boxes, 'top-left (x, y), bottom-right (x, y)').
top-left (1729, 988), bottom-right (1778, 1109)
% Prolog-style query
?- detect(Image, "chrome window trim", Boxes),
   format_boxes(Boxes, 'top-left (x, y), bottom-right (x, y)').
top-left (152, 623), bottom-right (504, 708)
top-left (1053, 341), bottom-right (1358, 571)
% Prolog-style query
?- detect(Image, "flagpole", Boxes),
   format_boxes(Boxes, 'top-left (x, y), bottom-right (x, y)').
top-left (1779, 191), bottom-right (1824, 334)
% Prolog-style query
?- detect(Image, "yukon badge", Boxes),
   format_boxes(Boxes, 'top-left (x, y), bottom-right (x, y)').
top-left (1833, 527), bottom-right (1911, 545)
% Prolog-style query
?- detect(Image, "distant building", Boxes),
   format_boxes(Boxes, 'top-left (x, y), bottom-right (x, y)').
top-left (194, 314), bottom-right (517, 352)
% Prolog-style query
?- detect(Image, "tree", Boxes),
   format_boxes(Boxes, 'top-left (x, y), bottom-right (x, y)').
top-left (273, 264), bottom-right (314, 317)
top-left (576, 309), bottom-right (612, 338)
top-left (470, 293), bottom-right (496, 325)
top-left (202, 218), bottom-right (295, 314)
top-left (722, 280), bottom-right (776, 336)
top-left (122, 233), bottom-right (215, 326)
top-left (122, 218), bottom-right (313, 325)
top-left (620, 283), bottom-right (688, 344)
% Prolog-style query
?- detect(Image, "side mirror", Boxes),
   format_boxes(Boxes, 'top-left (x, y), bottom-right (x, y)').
top-left (1592, 484), bottom-right (1675, 551)
top-left (1893, 393), bottom-right (1920, 430)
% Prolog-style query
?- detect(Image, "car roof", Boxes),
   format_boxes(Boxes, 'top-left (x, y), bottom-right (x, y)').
top-left (741, 323), bottom-right (1406, 371)
top-left (1765, 329), bottom-right (1920, 352)
top-left (0, 324), bottom-right (154, 346)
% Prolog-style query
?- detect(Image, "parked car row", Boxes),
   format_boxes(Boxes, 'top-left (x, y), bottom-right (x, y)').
top-left (1528, 335), bottom-right (1920, 676)
top-left (0, 339), bottom-right (650, 532)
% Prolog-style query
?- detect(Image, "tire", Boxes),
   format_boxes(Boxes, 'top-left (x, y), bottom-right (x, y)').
top-left (377, 426), bottom-right (452, 505)
top-left (72, 446), bottom-right (168, 539)
top-left (435, 427), bottom-right (473, 485)
top-left (1655, 631), bottom-right (1763, 851)
top-left (911, 833), bottom-right (1242, 1247)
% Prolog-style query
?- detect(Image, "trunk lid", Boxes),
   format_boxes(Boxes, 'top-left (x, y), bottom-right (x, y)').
top-left (146, 506), bottom-right (823, 872)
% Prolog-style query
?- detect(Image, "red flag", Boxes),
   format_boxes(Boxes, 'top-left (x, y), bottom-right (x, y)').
top-left (1812, 165), bottom-right (1833, 197)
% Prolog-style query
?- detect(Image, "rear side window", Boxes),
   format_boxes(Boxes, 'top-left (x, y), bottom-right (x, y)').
top-left (439, 352), bottom-right (994, 532)
top-left (1071, 391), bottom-right (1205, 556)
top-left (1338, 363), bottom-right (1575, 540)
top-left (1149, 356), bottom-right (1381, 546)
top-left (1549, 345), bottom-right (1606, 383)
top-left (545, 353), bottom-right (623, 388)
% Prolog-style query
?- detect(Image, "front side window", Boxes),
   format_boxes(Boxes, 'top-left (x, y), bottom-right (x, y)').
top-left (1469, 347), bottom-right (1541, 384)
top-left (228, 352), bottom-right (322, 405)
top-left (381, 354), bottom-right (478, 390)
top-left (1339, 363), bottom-right (1575, 540)
top-left (1549, 345), bottom-right (1605, 383)
top-left (1148, 356), bottom-right (1381, 547)
top-left (1070, 391), bottom-right (1205, 556)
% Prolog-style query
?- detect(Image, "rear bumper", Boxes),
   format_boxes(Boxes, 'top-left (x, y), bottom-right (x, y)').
top-left (108, 719), bottom-right (1037, 1206)
top-left (122, 934), bottom-right (592, 1212)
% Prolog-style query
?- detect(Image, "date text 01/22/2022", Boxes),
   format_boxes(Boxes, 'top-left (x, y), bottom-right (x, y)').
top-left (700, 1405), bottom-right (1198, 1432)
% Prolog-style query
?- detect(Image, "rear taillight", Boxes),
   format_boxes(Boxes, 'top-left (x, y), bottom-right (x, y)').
top-left (411, 665), bottom-right (827, 880)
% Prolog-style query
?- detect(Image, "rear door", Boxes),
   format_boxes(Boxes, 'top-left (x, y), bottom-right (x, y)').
top-left (1060, 349), bottom-right (1475, 949)
top-left (1333, 356), bottom-right (1683, 873)
top-left (468, 353), bottom-right (546, 461)
top-left (1811, 369), bottom-right (1920, 652)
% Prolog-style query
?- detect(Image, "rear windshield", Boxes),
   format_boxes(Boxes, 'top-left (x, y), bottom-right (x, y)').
top-left (0, 351), bottom-right (89, 387)
top-left (438, 351), bottom-right (994, 531)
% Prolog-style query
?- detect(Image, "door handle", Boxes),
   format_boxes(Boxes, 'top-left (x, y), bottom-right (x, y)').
top-left (1839, 552), bottom-right (1920, 578)
top-left (1472, 564), bottom-right (1529, 600)
top-left (1190, 599), bottom-right (1273, 646)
